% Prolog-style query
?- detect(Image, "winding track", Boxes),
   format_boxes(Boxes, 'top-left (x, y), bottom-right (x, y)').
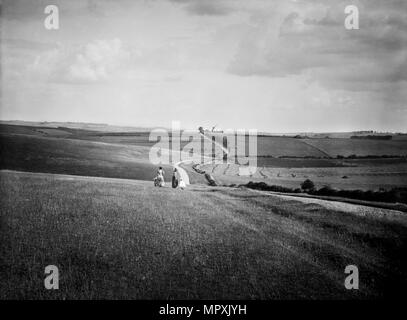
top-left (173, 133), bottom-right (407, 217)
top-left (173, 132), bottom-right (229, 185)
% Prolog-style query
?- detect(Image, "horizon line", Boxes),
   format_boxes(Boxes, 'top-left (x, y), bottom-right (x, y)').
top-left (0, 119), bottom-right (405, 135)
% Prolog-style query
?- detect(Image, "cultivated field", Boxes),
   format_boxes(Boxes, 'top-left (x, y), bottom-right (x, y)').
top-left (214, 133), bottom-right (407, 157)
top-left (303, 138), bottom-right (407, 157)
top-left (196, 135), bottom-right (407, 192)
top-left (1, 170), bottom-right (406, 299)
top-left (197, 159), bottom-right (407, 191)
top-left (2, 124), bottom-right (407, 193)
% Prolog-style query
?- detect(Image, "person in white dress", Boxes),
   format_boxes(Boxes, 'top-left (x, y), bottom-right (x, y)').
top-left (178, 177), bottom-right (186, 190)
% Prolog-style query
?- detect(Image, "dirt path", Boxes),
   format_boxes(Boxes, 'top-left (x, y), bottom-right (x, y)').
top-left (173, 133), bottom-right (229, 186)
top-left (174, 159), bottom-right (192, 185)
top-left (247, 187), bottom-right (407, 226)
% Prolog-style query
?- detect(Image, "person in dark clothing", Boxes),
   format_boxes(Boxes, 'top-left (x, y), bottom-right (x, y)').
top-left (172, 168), bottom-right (179, 188)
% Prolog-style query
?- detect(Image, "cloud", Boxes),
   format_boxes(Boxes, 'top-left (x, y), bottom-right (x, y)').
top-left (169, 0), bottom-right (234, 16)
top-left (1, 0), bottom-right (106, 20)
top-left (68, 39), bottom-right (130, 82)
top-left (2, 0), bottom-right (406, 131)
top-left (185, 2), bottom-right (232, 16)
top-left (227, 0), bottom-right (407, 92)
top-left (30, 38), bottom-right (131, 83)
top-left (1, 38), bottom-right (52, 51)
top-left (1, 0), bottom-right (44, 20)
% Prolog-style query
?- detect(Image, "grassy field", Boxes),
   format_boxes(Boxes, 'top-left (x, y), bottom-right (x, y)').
top-left (1, 170), bottom-right (406, 299)
top-left (0, 131), bottom-right (173, 183)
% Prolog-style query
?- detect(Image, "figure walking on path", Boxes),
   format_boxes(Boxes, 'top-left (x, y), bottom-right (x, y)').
top-left (179, 178), bottom-right (186, 190)
top-left (154, 166), bottom-right (165, 187)
top-left (172, 168), bottom-right (179, 188)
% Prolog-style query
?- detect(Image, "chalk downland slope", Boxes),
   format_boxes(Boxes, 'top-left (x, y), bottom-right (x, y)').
top-left (1, 170), bottom-right (406, 299)
top-left (0, 132), bottom-right (174, 182)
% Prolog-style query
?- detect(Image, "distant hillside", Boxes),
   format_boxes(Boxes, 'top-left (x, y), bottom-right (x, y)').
top-left (0, 129), bottom-right (173, 182)
top-left (283, 131), bottom-right (403, 139)
top-left (0, 120), bottom-right (154, 133)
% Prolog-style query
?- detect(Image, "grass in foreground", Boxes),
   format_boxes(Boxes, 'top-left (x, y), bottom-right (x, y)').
top-left (1, 170), bottom-right (406, 299)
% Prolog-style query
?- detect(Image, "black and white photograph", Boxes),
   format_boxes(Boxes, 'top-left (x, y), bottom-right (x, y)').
top-left (0, 0), bottom-right (406, 310)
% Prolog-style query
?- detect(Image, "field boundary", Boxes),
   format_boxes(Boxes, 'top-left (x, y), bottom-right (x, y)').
top-left (241, 186), bottom-right (407, 213)
top-left (300, 139), bottom-right (332, 158)
top-left (244, 188), bottom-right (407, 227)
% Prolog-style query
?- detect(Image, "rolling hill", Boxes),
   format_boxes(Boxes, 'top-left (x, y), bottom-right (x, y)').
top-left (0, 131), bottom-right (173, 182)
top-left (1, 170), bottom-right (406, 299)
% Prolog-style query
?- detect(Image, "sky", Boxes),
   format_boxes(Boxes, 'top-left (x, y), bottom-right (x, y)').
top-left (1, 0), bottom-right (406, 132)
